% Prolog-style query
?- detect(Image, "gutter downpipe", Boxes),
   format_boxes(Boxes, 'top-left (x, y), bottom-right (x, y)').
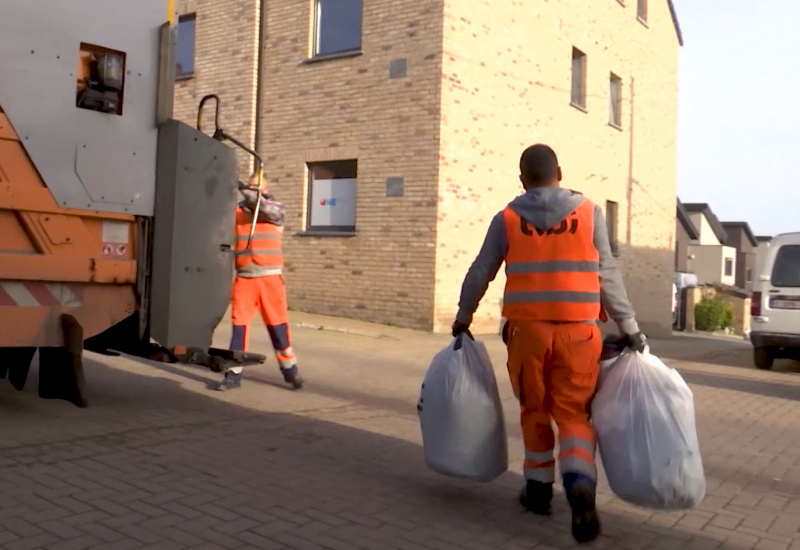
top-left (253, 0), bottom-right (266, 173)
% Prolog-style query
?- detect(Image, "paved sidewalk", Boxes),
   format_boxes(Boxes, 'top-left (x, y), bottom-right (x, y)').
top-left (0, 312), bottom-right (798, 549)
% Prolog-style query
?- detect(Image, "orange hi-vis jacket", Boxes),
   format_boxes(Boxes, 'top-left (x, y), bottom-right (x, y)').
top-left (234, 206), bottom-right (284, 278)
top-left (502, 198), bottom-right (606, 322)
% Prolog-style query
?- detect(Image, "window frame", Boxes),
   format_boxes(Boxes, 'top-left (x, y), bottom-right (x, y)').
top-left (312, 0), bottom-right (364, 60)
top-left (176, 13), bottom-right (197, 80)
top-left (571, 47), bottom-right (588, 111)
top-left (605, 200), bottom-right (620, 257)
top-left (305, 159), bottom-right (358, 234)
top-left (724, 257), bottom-right (734, 277)
top-left (637, 0), bottom-right (648, 24)
top-left (609, 73), bottom-right (623, 129)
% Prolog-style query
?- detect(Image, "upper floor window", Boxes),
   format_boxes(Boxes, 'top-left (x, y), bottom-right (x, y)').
top-left (724, 257), bottom-right (734, 277)
top-left (571, 48), bottom-right (587, 110)
top-left (609, 73), bottom-right (623, 128)
top-left (176, 13), bottom-right (196, 79)
top-left (314, 0), bottom-right (363, 57)
top-left (637, 0), bottom-right (648, 23)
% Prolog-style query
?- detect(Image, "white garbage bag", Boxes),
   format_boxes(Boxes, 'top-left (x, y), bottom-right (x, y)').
top-left (418, 333), bottom-right (508, 482)
top-left (593, 348), bottom-right (706, 510)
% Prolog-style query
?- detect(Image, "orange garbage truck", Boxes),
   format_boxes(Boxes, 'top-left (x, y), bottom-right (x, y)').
top-left (0, 0), bottom-right (266, 407)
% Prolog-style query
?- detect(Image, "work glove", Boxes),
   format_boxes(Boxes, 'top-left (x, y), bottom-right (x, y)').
top-left (626, 331), bottom-right (648, 353)
top-left (451, 320), bottom-right (470, 338)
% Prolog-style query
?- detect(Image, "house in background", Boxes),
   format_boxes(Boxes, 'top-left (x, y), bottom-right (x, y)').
top-left (754, 235), bottom-right (772, 278)
top-left (683, 203), bottom-right (737, 286)
top-left (721, 221), bottom-right (758, 292)
top-left (675, 199), bottom-right (699, 272)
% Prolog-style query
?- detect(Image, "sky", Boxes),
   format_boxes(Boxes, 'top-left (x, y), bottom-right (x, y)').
top-left (674, 0), bottom-right (800, 237)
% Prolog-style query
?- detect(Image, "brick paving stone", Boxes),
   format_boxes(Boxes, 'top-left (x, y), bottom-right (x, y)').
top-left (0, 322), bottom-right (798, 550)
top-left (48, 536), bottom-right (106, 550)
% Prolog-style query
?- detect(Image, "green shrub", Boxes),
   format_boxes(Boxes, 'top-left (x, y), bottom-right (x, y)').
top-left (694, 298), bottom-right (735, 331)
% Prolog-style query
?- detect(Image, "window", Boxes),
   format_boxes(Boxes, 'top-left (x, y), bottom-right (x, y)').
top-left (314, 0), bottom-right (363, 57)
top-left (76, 43), bottom-right (126, 116)
top-left (609, 73), bottom-right (623, 128)
top-left (571, 48), bottom-right (587, 110)
top-left (637, 0), bottom-right (648, 23)
top-left (307, 160), bottom-right (358, 233)
top-left (746, 268), bottom-right (753, 283)
top-left (724, 258), bottom-right (733, 277)
top-left (605, 201), bottom-right (619, 256)
top-left (176, 14), bottom-right (196, 78)
top-left (771, 245), bottom-right (800, 288)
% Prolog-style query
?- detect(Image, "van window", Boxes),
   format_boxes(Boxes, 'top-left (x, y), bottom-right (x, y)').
top-left (770, 245), bottom-right (800, 288)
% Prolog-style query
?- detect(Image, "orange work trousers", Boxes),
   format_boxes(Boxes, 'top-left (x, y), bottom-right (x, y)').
top-left (230, 275), bottom-right (297, 373)
top-left (506, 320), bottom-right (601, 485)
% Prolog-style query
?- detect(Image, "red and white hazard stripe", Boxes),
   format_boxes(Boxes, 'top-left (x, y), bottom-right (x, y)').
top-left (0, 283), bottom-right (82, 307)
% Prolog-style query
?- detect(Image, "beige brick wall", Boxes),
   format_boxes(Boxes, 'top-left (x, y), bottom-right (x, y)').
top-left (174, 0), bottom-right (681, 336)
top-left (434, 0), bottom-right (680, 337)
top-left (254, 0), bottom-right (445, 329)
top-left (173, 0), bottom-right (261, 179)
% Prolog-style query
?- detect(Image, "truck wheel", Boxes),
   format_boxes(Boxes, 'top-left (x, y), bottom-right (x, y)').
top-left (754, 347), bottom-right (775, 370)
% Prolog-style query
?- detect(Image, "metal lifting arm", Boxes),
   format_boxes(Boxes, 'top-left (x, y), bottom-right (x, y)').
top-left (196, 94), bottom-right (264, 251)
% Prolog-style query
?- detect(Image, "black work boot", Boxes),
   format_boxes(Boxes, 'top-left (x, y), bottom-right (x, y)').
top-left (281, 366), bottom-right (304, 390)
top-left (519, 481), bottom-right (553, 516)
top-left (216, 371), bottom-right (242, 392)
top-left (564, 475), bottom-right (601, 544)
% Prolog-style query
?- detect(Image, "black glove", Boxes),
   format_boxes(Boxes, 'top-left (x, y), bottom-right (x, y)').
top-left (452, 320), bottom-right (470, 338)
top-left (626, 331), bottom-right (647, 353)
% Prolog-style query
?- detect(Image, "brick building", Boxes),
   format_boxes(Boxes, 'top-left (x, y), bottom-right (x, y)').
top-left (173, 0), bottom-right (683, 336)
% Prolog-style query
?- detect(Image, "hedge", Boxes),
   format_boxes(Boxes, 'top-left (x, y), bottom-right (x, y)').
top-left (694, 298), bottom-right (735, 332)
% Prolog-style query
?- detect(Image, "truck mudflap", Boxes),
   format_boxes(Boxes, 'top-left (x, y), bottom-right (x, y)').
top-left (0, 314), bottom-right (88, 407)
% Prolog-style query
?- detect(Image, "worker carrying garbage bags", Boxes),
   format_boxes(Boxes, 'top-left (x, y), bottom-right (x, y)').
top-left (418, 143), bottom-right (705, 545)
top-left (419, 143), bottom-right (707, 543)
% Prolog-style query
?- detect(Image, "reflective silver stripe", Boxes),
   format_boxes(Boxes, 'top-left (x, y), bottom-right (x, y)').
top-left (277, 356), bottom-right (297, 370)
top-left (236, 265), bottom-right (283, 277)
top-left (506, 260), bottom-right (599, 275)
top-left (560, 457), bottom-right (597, 482)
top-left (525, 449), bottom-right (555, 463)
top-left (276, 347), bottom-right (295, 358)
top-left (236, 233), bottom-right (281, 241)
top-left (503, 290), bottom-right (601, 304)
top-left (235, 249), bottom-right (282, 257)
top-left (560, 436), bottom-right (596, 455)
top-left (524, 465), bottom-right (555, 483)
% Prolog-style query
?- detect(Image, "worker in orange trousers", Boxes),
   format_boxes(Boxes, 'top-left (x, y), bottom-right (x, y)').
top-left (217, 174), bottom-right (304, 392)
top-left (452, 144), bottom-right (646, 544)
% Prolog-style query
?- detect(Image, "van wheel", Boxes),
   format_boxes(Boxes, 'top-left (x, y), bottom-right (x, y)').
top-left (754, 347), bottom-right (775, 370)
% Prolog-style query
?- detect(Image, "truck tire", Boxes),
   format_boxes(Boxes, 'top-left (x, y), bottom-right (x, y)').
top-left (754, 347), bottom-right (775, 370)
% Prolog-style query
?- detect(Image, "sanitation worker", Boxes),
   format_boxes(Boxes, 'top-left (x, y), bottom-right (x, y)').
top-left (451, 144), bottom-right (646, 544)
top-left (217, 174), bottom-right (305, 391)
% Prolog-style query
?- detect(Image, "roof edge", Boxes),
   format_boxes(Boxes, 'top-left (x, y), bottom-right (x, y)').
top-left (667, 0), bottom-right (684, 47)
top-left (682, 202), bottom-right (728, 244)
top-left (676, 199), bottom-right (699, 240)
top-left (721, 221), bottom-right (758, 248)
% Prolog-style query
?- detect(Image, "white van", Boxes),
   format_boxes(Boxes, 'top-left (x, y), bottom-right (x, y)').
top-left (750, 232), bottom-right (800, 369)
